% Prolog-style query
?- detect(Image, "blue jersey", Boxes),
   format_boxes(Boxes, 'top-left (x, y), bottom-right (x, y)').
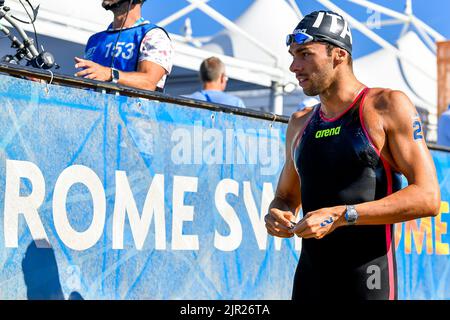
top-left (84, 20), bottom-right (169, 87)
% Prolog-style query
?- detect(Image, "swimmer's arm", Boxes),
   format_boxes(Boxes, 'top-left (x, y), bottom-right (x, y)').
top-left (292, 92), bottom-right (439, 239)
top-left (344, 91), bottom-right (441, 225)
top-left (270, 161), bottom-right (302, 217)
top-left (265, 112), bottom-right (305, 237)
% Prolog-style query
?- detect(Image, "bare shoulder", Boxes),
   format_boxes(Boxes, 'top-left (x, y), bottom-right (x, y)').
top-left (285, 106), bottom-right (316, 154)
top-left (288, 107), bottom-right (316, 134)
top-left (365, 88), bottom-right (418, 130)
top-left (366, 88), bottom-right (416, 116)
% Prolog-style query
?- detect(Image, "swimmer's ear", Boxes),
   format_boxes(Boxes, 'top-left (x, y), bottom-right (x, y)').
top-left (332, 48), bottom-right (347, 68)
top-left (336, 48), bottom-right (347, 63)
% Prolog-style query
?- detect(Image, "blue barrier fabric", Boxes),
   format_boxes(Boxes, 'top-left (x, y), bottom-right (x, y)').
top-left (0, 74), bottom-right (448, 299)
top-left (396, 151), bottom-right (450, 299)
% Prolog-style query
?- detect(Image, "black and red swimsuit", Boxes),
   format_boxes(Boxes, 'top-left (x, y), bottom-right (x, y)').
top-left (292, 88), bottom-right (401, 300)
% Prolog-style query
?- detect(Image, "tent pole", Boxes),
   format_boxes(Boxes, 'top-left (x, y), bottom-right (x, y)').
top-left (157, 0), bottom-right (211, 27)
top-left (347, 0), bottom-right (445, 41)
top-left (186, 0), bottom-right (279, 60)
top-left (315, 0), bottom-right (436, 81)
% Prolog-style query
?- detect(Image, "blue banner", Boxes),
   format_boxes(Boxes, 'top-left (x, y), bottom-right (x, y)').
top-left (0, 74), bottom-right (448, 300)
top-left (396, 151), bottom-right (450, 299)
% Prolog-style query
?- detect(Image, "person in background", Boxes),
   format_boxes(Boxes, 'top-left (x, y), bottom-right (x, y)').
top-left (184, 56), bottom-right (246, 108)
top-left (74, 0), bottom-right (173, 92)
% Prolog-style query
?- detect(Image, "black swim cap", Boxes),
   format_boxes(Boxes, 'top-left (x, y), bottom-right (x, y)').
top-left (289, 10), bottom-right (353, 54)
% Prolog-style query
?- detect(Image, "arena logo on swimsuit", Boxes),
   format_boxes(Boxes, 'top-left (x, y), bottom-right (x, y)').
top-left (315, 126), bottom-right (341, 139)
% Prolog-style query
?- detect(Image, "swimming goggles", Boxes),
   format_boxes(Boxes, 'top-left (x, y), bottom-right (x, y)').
top-left (286, 31), bottom-right (314, 46)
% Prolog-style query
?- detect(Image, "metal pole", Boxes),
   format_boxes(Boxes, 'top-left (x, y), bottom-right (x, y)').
top-left (271, 81), bottom-right (284, 115)
top-left (157, 0), bottom-right (211, 27)
top-left (186, 0), bottom-right (279, 61)
top-left (348, 0), bottom-right (445, 41)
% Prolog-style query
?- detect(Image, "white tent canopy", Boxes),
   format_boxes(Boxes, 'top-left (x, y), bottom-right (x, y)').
top-left (4, 0), bottom-right (112, 44)
top-left (354, 31), bottom-right (437, 114)
top-left (200, 0), bottom-right (298, 86)
top-left (154, 0), bottom-right (300, 89)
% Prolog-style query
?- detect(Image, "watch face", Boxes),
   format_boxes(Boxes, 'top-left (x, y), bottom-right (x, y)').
top-left (112, 69), bottom-right (120, 81)
top-left (346, 206), bottom-right (358, 223)
top-left (348, 212), bottom-right (356, 222)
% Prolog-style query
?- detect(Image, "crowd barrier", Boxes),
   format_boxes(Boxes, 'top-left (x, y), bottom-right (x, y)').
top-left (0, 65), bottom-right (448, 300)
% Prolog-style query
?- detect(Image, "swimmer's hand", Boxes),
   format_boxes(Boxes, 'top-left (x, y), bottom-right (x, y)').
top-left (264, 208), bottom-right (296, 238)
top-left (292, 205), bottom-right (347, 239)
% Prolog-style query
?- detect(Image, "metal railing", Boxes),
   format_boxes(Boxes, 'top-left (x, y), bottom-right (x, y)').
top-left (0, 62), bottom-right (288, 124)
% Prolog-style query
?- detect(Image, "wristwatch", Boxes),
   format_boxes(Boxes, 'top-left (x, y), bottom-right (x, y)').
top-left (111, 67), bottom-right (120, 83)
top-left (344, 205), bottom-right (358, 225)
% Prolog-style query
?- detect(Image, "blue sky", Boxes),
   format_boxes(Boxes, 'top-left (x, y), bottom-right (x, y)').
top-left (143, 0), bottom-right (450, 58)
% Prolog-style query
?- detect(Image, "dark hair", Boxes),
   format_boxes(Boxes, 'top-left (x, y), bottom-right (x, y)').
top-left (199, 57), bottom-right (225, 83)
top-left (322, 42), bottom-right (353, 67)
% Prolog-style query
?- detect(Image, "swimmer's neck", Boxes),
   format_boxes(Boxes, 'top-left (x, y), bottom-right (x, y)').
top-left (319, 73), bottom-right (365, 118)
